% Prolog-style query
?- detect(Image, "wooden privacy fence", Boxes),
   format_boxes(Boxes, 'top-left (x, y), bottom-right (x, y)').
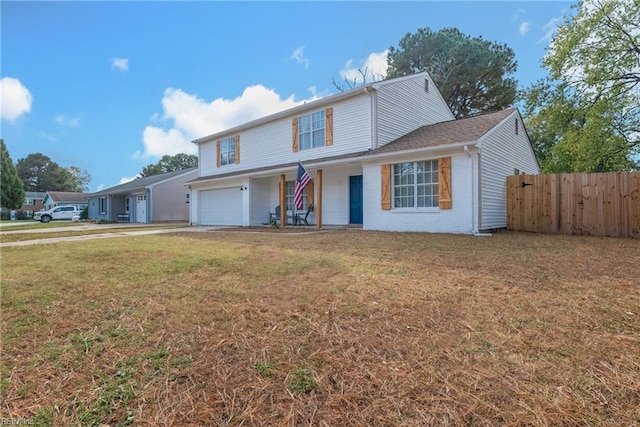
top-left (507, 172), bottom-right (640, 238)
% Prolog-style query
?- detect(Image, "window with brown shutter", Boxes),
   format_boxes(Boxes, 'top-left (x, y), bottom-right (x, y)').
top-left (218, 137), bottom-right (236, 167)
top-left (438, 157), bottom-right (452, 209)
top-left (307, 179), bottom-right (314, 207)
top-left (293, 109), bottom-right (330, 151)
top-left (292, 118), bottom-right (299, 153)
top-left (325, 107), bottom-right (333, 146)
top-left (234, 135), bottom-right (240, 164)
top-left (381, 164), bottom-right (391, 210)
top-left (386, 158), bottom-right (452, 209)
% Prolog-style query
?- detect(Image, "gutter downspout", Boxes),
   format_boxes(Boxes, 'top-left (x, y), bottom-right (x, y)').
top-left (466, 145), bottom-right (491, 237)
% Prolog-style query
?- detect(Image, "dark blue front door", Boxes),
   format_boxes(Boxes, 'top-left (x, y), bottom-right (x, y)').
top-left (349, 175), bottom-right (363, 224)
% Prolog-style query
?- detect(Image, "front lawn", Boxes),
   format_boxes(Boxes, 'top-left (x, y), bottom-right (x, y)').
top-left (1, 230), bottom-right (638, 425)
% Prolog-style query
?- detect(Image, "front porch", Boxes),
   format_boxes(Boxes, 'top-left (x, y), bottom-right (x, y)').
top-left (191, 162), bottom-right (364, 228)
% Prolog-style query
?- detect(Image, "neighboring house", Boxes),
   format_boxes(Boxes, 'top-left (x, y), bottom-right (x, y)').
top-left (87, 168), bottom-right (197, 223)
top-left (187, 72), bottom-right (539, 234)
top-left (42, 191), bottom-right (89, 211)
top-left (20, 192), bottom-right (46, 217)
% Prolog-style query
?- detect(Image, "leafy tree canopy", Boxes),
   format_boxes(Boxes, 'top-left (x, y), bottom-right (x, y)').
top-left (140, 154), bottom-right (198, 177)
top-left (521, 0), bottom-right (639, 173)
top-left (16, 153), bottom-right (91, 192)
top-left (0, 139), bottom-right (25, 210)
top-left (386, 27), bottom-right (518, 118)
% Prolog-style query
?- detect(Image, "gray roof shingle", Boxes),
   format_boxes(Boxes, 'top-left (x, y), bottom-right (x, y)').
top-left (90, 168), bottom-right (197, 197)
top-left (46, 191), bottom-right (89, 203)
top-left (370, 108), bottom-right (516, 154)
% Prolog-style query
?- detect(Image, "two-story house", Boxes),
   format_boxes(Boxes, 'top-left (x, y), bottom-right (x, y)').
top-left (20, 192), bottom-right (46, 217)
top-left (187, 72), bottom-right (539, 234)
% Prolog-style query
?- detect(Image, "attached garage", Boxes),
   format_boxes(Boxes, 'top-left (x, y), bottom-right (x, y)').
top-left (198, 187), bottom-right (242, 225)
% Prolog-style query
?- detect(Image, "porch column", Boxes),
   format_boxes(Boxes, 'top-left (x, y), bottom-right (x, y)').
top-left (316, 169), bottom-right (322, 229)
top-left (279, 174), bottom-right (286, 227)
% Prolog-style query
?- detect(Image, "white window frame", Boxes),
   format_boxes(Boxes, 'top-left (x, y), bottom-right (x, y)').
top-left (298, 110), bottom-right (325, 151)
top-left (285, 181), bottom-right (308, 211)
top-left (392, 160), bottom-right (439, 209)
top-left (99, 197), bottom-right (107, 214)
top-left (219, 137), bottom-right (235, 166)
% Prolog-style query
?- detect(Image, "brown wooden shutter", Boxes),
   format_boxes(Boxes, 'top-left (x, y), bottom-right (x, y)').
top-left (381, 164), bottom-right (391, 210)
top-left (292, 118), bottom-right (299, 152)
top-left (438, 157), bottom-right (452, 209)
top-left (325, 107), bottom-right (333, 146)
top-left (216, 140), bottom-right (221, 168)
top-left (234, 135), bottom-right (240, 164)
top-left (307, 179), bottom-right (314, 208)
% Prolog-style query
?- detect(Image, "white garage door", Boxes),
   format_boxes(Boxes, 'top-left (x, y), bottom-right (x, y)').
top-left (199, 188), bottom-right (242, 225)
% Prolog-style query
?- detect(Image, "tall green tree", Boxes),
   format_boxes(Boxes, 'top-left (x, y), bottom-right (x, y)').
top-left (140, 153), bottom-right (197, 177)
top-left (0, 139), bottom-right (26, 209)
top-left (386, 27), bottom-right (518, 118)
top-left (16, 153), bottom-right (77, 192)
top-left (521, 0), bottom-right (639, 172)
top-left (67, 166), bottom-right (92, 192)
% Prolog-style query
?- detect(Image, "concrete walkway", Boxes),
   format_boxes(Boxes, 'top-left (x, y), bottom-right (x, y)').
top-left (0, 223), bottom-right (213, 247)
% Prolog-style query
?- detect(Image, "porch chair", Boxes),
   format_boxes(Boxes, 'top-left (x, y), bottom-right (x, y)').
top-left (295, 204), bottom-right (314, 225)
top-left (269, 205), bottom-right (295, 225)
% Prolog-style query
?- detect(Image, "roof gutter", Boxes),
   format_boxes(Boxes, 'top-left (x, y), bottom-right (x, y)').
top-left (360, 141), bottom-right (479, 163)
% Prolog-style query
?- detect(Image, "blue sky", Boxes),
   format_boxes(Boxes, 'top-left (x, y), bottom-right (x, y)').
top-left (1, 1), bottom-right (573, 192)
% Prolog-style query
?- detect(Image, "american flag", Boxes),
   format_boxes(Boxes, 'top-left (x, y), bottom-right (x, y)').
top-left (294, 162), bottom-right (311, 209)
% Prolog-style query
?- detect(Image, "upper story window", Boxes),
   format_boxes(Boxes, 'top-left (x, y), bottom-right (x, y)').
top-left (217, 135), bottom-right (240, 168)
top-left (393, 160), bottom-right (439, 208)
top-left (299, 111), bottom-right (325, 150)
top-left (219, 137), bottom-right (236, 166)
top-left (292, 107), bottom-right (333, 152)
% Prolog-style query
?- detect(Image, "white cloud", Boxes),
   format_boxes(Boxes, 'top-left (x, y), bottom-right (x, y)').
top-left (139, 126), bottom-right (192, 158)
top-left (111, 58), bottom-right (129, 72)
top-left (0, 77), bottom-right (33, 121)
top-left (96, 175), bottom-right (136, 192)
top-left (519, 22), bottom-right (531, 35)
top-left (291, 46), bottom-right (310, 69)
top-left (54, 115), bottom-right (80, 128)
top-left (138, 85), bottom-right (314, 159)
top-left (119, 176), bottom-right (136, 184)
top-left (340, 50), bottom-right (389, 84)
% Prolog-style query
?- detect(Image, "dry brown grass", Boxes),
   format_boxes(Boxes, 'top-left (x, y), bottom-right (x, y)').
top-left (1, 230), bottom-right (639, 426)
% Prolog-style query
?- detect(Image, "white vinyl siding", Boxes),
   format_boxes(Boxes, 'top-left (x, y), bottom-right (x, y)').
top-left (376, 74), bottom-right (454, 147)
top-left (479, 113), bottom-right (540, 230)
top-left (197, 96), bottom-right (371, 177)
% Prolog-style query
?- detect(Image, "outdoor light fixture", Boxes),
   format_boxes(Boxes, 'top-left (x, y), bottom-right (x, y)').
top-left (240, 185), bottom-right (247, 191)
